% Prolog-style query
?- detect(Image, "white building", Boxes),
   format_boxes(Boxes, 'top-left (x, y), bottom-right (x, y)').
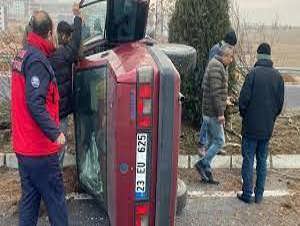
top-left (0, 6), bottom-right (6, 31)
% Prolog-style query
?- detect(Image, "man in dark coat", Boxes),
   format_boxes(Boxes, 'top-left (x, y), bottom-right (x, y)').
top-left (237, 43), bottom-right (284, 204)
top-left (49, 3), bottom-right (82, 167)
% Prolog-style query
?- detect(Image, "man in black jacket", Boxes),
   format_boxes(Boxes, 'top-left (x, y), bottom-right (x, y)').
top-left (49, 3), bottom-right (82, 167)
top-left (237, 43), bottom-right (284, 204)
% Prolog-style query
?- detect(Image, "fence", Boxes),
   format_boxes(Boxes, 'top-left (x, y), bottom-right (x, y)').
top-left (0, 74), bottom-right (10, 102)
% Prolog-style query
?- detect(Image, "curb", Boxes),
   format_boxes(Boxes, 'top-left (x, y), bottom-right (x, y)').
top-left (272, 154), bottom-right (300, 169)
top-left (0, 153), bottom-right (76, 169)
top-left (1, 153), bottom-right (300, 170)
top-left (0, 153), bottom-right (4, 167)
top-left (178, 154), bottom-right (300, 169)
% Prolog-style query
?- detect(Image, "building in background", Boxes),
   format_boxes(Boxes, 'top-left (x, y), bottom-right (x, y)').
top-left (7, 0), bottom-right (29, 24)
top-left (29, 0), bottom-right (73, 25)
top-left (0, 6), bottom-right (7, 31)
top-left (0, 0), bottom-right (74, 30)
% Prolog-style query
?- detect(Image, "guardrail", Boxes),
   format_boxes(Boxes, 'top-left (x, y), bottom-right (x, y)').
top-left (237, 65), bottom-right (300, 76)
top-left (277, 67), bottom-right (300, 75)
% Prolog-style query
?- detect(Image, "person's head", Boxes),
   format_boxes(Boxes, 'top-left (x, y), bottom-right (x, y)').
top-left (219, 44), bottom-right (234, 66)
top-left (257, 42), bottom-right (271, 60)
top-left (224, 29), bottom-right (237, 46)
top-left (57, 21), bottom-right (73, 45)
top-left (31, 10), bottom-right (53, 41)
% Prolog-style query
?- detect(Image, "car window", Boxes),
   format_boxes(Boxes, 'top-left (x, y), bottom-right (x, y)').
top-left (81, 1), bottom-right (107, 41)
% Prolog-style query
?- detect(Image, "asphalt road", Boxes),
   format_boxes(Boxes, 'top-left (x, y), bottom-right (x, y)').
top-left (175, 196), bottom-right (299, 226)
top-left (3, 196), bottom-right (297, 226)
top-left (1, 170), bottom-right (298, 226)
top-left (0, 199), bottom-right (110, 226)
top-left (285, 85), bottom-right (300, 109)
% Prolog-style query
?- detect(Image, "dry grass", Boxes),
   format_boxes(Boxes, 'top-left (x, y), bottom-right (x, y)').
top-left (180, 110), bottom-right (300, 156)
top-left (245, 27), bottom-right (300, 67)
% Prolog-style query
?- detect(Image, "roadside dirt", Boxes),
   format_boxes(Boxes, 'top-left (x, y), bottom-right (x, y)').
top-left (179, 168), bottom-right (242, 191)
top-left (283, 74), bottom-right (300, 84)
top-left (0, 167), bottom-right (78, 219)
top-left (180, 110), bottom-right (300, 156)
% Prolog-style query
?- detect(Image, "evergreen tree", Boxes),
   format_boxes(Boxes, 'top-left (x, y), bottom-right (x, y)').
top-left (169, 0), bottom-right (231, 126)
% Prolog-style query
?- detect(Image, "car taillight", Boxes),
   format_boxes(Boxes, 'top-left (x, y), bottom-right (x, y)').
top-left (137, 66), bottom-right (153, 129)
top-left (135, 66), bottom-right (153, 226)
top-left (135, 204), bottom-right (149, 226)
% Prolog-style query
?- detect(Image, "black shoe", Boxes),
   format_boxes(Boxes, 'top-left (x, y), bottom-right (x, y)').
top-left (237, 193), bottom-right (253, 204)
top-left (195, 162), bottom-right (209, 182)
top-left (255, 196), bottom-right (263, 204)
top-left (217, 149), bottom-right (226, 155)
top-left (205, 171), bottom-right (220, 185)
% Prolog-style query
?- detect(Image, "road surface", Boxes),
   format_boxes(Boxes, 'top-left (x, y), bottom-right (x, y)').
top-left (284, 85), bottom-right (300, 109)
top-left (1, 169), bottom-right (299, 226)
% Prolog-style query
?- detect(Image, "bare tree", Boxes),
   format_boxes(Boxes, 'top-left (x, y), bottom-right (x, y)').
top-left (0, 29), bottom-right (22, 124)
top-left (148, 0), bottom-right (176, 41)
top-left (230, 0), bottom-right (280, 78)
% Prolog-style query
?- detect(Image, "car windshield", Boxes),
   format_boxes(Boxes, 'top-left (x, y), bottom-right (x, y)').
top-left (81, 0), bottom-right (107, 41)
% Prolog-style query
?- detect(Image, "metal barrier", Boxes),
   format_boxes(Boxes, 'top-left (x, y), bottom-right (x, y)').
top-left (277, 67), bottom-right (300, 76)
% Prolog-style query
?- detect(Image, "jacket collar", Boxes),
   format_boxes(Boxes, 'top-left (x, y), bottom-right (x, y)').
top-left (215, 56), bottom-right (227, 69)
top-left (27, 32), bottom-right (55, 57)
top-left (254, 59), bottom-right (274, 68)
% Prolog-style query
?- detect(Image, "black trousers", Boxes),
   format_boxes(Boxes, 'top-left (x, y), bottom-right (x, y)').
top-left (17, 153), bottom-right (68, 226)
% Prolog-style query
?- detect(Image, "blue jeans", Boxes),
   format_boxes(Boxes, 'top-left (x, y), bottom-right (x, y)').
top-left (198, 119), bottom-right (207, 147)
top-left (241, 137), bottom-right (269, 199)
top-left (198, 116), bottom-right (225, 171)
top-left (17, 154), bottom-right (68, 226)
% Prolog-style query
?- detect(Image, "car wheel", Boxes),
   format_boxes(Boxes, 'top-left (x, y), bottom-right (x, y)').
top-left (156, 43), bottom-right (197, 77)
top-left (176, 178), bottom-right (187, 215)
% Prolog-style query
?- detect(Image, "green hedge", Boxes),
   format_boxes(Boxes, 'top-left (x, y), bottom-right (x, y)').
top-left (169, 0), bottom-right (231, 126)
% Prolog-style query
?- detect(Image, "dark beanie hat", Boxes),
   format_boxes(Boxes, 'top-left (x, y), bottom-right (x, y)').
top-left (57, 21), bottom-right (74, 35)
top-left (224, 30), bottom-right (237, 46)
top-left (257, 43), bottom-right (271, 55)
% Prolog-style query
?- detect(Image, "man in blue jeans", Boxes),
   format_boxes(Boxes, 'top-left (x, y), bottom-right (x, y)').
top-left (198, 29), bottom-right (237, 156)
top-left (237, 43), bottom-right (284, 204)
top-left (195, 44), bottom-right (234, 184)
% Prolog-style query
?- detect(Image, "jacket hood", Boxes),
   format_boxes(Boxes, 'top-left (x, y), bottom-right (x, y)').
top-left (254, 59), bottom-right (273, 68)
top-left (27, 32), bottom-right (55, 57)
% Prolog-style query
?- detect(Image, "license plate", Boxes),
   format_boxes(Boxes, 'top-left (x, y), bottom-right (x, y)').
top-left (135, 133), bottom-right (148, 200)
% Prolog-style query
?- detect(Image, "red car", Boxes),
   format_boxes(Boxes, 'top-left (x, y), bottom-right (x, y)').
top-left (74, 0), bottom-right (195, 225)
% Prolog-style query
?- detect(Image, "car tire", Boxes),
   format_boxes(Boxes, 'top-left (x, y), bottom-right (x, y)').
top-left (176, 178), bottom-right (187, 215)
top-left (156, 44), bottom-right (197, 77)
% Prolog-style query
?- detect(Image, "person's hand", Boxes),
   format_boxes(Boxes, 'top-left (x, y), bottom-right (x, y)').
top-left (218, 115), bottom-right (225, 126)
top-left (72, 2), bottom-right (81, 17)
top-left (56, 133), bottom-right (66, 145)
top-left (226, 96), bottom-right (234, 106)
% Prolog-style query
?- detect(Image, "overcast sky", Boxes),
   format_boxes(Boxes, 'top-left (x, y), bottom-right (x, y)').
top-left (57, 0), bottom-right (300, 26)
top-left (236, 0), bottom-right (300, 26)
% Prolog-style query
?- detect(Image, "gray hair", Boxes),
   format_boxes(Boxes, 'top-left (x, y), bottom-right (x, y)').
top-left (218, 44), bottom-right (234, 57)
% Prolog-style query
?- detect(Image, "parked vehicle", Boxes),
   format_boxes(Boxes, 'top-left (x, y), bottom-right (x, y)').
top-left (74, 1), bottom-right (196, 225)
